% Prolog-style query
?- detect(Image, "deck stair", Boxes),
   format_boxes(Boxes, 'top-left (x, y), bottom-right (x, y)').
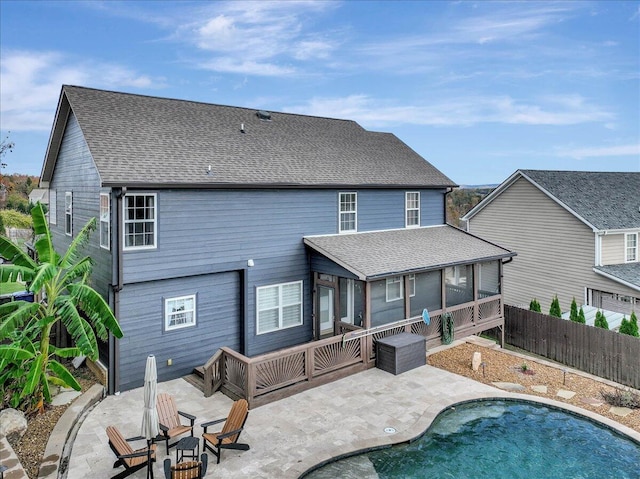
top-left (183, 367), bottom-right (205, 392)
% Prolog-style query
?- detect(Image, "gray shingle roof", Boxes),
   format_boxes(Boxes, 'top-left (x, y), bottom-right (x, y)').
top-left (520, 170), bottom-right (640, 230)
top-left (594, 264), bottom-right (640, 290)
top-left (304, 225), bottom-right (515, 280)
top-left (42, 85), bottom-right (456, 188)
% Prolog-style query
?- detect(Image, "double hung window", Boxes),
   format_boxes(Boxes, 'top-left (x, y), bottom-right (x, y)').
top-left (626, 233), bottom-right (638, 262)
top-left (123, 194), bottom-right (156, 249)
top-left (165, 295), bottom-right (196, 331)
top-left (406, 192), bottom-right (420, 227)
top-left (257, 281), bottom-right (303, 334)
top-left (65, 192), bottom-right (72, 236)
top-left (339, 192), bottom-right (357, 233)
top-left (100, 193), bottom-right (110, 250)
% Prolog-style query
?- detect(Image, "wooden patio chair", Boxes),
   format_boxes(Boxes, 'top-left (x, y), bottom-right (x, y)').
top-left (106, 425), bottom-right (156, 479)
top-left (157, 392), bottom-right (196, 454)
top-left (163, 454), bottom-right (208, 479)
top-left (201, 399), bottom-right (250, 464)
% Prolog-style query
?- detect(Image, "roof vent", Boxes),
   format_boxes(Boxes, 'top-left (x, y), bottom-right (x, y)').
top-left (256, 110), bottom-right (271, 121)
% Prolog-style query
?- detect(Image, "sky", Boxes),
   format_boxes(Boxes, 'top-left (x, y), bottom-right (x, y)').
top-left (1, 0), bottom-right (639, 185)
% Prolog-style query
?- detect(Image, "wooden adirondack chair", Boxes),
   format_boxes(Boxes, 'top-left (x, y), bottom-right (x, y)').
top-left (201, 399), bottom-right (250, 464)
top-left (156, 393), bottom-right (196, 454)
top-left (163, 454), bottom-right (208, 479)
top-left (106, 425), bottom-right (156, 479)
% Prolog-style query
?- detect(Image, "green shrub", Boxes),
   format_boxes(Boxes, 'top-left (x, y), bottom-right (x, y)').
top-left (529, 298), bottom-right (541, 312)
top-left (594, 310), bottom-right (608, 329)
top-left (620, 311), bottom-right (639, 337)
top-left (569, 298), bottom-right (579, 322)
top-left (549, 295), bottom-right (562, 318)
top-left (578, 306), bottom-right (585, 324)
top-left (0, 209), bottom-right (32, 229)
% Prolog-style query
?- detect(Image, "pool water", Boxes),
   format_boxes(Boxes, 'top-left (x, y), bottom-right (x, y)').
top-left (304, 400), bottom-right (640, 479)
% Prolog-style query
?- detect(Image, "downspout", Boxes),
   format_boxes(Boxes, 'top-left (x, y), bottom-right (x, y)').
top-left (109, 187), bottom-right (126, 394)
top-left (444, 187), bottom-right (453, 225)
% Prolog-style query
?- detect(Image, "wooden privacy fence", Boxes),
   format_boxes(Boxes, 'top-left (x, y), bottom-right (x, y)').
top-left (505, 305), bottom-right (640, 390)
top-left (203, 295), bottom-right (504, 408)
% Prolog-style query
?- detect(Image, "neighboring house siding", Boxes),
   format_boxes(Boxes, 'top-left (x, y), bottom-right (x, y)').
top-left (48, 113), bottom-right (113, 299)
top-left (467, 177), bottom-right (638, 312)
top-left (117, 271), bottom-right (241, 391)
top-left (601, 233), bottom-right (625, 265)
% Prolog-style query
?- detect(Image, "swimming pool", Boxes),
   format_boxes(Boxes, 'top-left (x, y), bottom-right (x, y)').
top-left (303, 399), bottom-right (640, 479)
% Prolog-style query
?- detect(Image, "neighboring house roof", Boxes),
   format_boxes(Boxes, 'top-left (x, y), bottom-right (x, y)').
top-left (304, 225), bottom-right (515, 281)
top-left (28, 188), bottom-right (48, 205)
top-left (41, 85), bottom-right (456, 189)
top-left (594, 264), bottom-right (640, 291)
top-left (463, 169), bottom-right (640, 231)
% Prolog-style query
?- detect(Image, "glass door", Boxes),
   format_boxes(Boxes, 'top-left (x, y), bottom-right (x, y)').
top-left (317, 285), bottom-right (335, 338)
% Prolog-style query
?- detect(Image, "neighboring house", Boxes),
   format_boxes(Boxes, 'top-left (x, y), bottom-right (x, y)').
top-left (40, 85), bottom-right (514, 393)
top-left (28, 188), bottom-right (48, 207)
top-left (463, 169), bottom-right (640, 317)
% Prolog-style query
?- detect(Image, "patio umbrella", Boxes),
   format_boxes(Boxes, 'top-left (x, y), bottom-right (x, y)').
top-left (141, 355), bottom-right (159, 479)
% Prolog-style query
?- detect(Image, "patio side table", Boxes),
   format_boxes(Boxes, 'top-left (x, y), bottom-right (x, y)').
top-left (175, 436), bottom-right (199, 463)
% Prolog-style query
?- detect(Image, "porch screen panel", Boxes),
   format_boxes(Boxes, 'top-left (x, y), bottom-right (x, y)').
top-left (445, 265), bottom-right (473, 307)
top-left (478, 261), bottom-right (500, 298)
top-left (410, 271), bottom-right (442, 317)
top-left (370, 279), bottom-right (405, 327)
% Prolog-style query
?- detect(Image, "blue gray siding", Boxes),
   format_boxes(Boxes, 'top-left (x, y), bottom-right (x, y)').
top-left (117, 271), bottom-right (241, 391)
top-left (47, 112), bottom-right (113, 298)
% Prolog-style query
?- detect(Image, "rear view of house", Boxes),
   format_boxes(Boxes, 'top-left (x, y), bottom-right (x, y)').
top-left (40, 86), bottom-right (514, 394)
top-left (463, 170), bottom-right (640, 319)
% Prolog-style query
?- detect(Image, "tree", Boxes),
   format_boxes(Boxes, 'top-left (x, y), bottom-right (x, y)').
top-left (620, 312), bottom-right (639, 337)
top-left (594, 310), bottom-right (608, 329)
top-left (0, 203), bottom-right (123, 412)
top-left (578, 306), bottom-right (585, 324)
top-left (529, 298), bottom-right (541, 312)
top-left (569, 298), bottom-right (579, 322)
top-left (549, 295), bottom-right (562, 318)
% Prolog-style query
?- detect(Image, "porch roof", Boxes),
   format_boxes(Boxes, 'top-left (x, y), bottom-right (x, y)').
top-left (303, 225), bottom-right (516, 281)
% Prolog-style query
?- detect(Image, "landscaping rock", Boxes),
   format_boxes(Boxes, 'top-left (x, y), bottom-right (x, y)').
top-left (491, 382), bottom-right (525, 391)
top-left (556, 389), bottom-right (576, 399)
top-left (471, 352), bottom-right (482, 371)
top-left (0, 408), bottom-right (28, 443)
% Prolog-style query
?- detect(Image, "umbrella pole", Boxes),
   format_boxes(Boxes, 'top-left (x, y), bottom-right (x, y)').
top-left (147, 439), bottom-right (152, 479)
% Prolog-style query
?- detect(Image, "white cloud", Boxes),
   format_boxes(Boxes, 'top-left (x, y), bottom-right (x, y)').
top-left (171, 1), bottom-right (339, 76)
top-left (283, 94), bottom-right (613, 127)
top-left (557, 144), bottom-right (640, 160)
top-left (0, 50), bottom-right (162, 132)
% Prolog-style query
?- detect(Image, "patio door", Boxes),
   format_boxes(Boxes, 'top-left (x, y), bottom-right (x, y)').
top-left (317, 285), bottom-right (335, 339)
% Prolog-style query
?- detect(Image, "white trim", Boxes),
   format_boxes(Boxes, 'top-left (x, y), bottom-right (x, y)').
top-left (164, 294), bottom-right (197, 331)
top-left (64, 191), bottom-right (72, 236)
top-left (123, 193), bottom-right (157, 250)
top-left (99, 193), bottom-right (110, 250)
top-left (256, 280), bottom-right (304, 334)
top-left (405, 191), bottom-right (420, 228)
top-left (338, 192), bottom-right (357, 234)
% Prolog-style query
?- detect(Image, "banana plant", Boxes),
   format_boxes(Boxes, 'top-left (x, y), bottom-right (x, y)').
top-left (0, 202), bottom-right (123, 412)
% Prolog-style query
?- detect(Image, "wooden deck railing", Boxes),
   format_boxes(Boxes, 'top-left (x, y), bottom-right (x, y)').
top-left (202, 295), bottom-right (503, 408)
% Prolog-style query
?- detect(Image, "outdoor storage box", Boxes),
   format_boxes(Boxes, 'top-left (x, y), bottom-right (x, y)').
top-left (376, 333), bottom-right (426, 375)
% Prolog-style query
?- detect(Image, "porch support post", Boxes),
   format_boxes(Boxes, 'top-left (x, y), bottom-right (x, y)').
top-left (440, 269), bottom-right (446, 313)
top-left (404, 275), bottom-right (411, 332)
top-left (364, 281), bottom-right (372, 361)
top-left (473, 263), bottom-right (479, 325)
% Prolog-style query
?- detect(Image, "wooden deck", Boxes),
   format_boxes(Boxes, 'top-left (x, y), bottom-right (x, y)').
top-left (201, 295), bottom-right (504, 408)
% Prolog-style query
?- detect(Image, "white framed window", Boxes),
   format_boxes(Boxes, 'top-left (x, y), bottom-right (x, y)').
top-left (339, 192), bottom-right (357, 233)
top-left (626, 233), bottom-right (638, 262)
top-left (65, 192), bottom-right (72, 236)
top-left (409, 274), bottom-right (416, 297)
top-left (49, 190), bottom-right (57, 225)
top-left (100, 193), bottom-right (110, 250)
top-left (165, 295), bottom-right (196, 331)
top-left (257, 280), bottom-right (303, 334)
top-left (386, 276), bottom-right (403, 302)
top-left (123, 193), bottom-right (156, 250)
top-left (406, 192), bottom-right (420, 227)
